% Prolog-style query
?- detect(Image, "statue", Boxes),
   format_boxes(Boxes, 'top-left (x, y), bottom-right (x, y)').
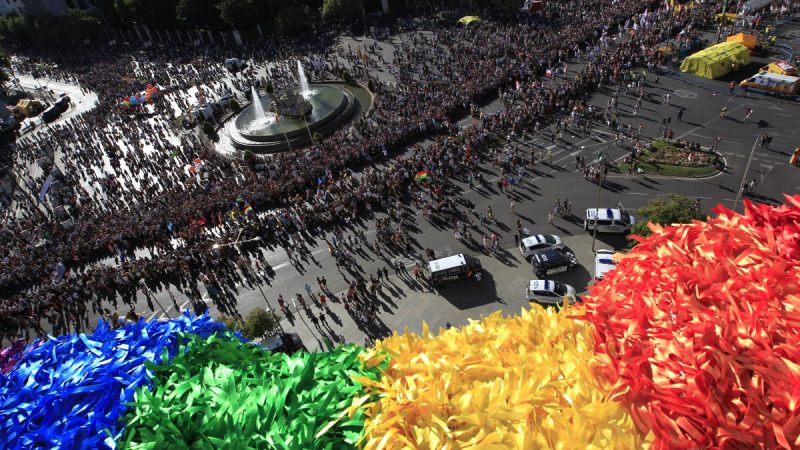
top-left (269, 88), bottom-right (312, 118)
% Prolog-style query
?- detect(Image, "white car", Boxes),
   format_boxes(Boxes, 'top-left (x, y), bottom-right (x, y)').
top-left (518, 235), bottom-right (564, 260)
top-left (525, 280), bottom-right (576, 305)
top-left (594, 249), bottom-right (620, 281)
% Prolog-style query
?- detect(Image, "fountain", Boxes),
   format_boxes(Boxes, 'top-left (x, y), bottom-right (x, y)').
top-left (249, 86), bottom-right (274, 127)
top-left (225, 64), bottom-right (366, 153)
top-left (297, 61), bottom-right (311, 97)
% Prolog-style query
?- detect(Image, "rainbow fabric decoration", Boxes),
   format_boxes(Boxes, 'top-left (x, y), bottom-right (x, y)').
top-left (1, 196), bottom-right (798, 449)
top-left (244, 205), bottom-right (254, 215)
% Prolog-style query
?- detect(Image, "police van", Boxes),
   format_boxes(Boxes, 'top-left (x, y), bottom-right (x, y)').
top-left (530, 249), bottom-right (578, 279)
top-left (429, 253), bottom-right (482, 285)
top-left (584, 204), bottom-right (636, 233)
top-left (594, 249), bottom-right (621, 281)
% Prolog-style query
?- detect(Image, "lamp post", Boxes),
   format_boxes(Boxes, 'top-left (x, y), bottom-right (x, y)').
top-left (732, 136), bottom-right (760, 213)
top-left (213, 234), bottom-right (282, 333)
top-left (591, 144), bottom-right (607, 254)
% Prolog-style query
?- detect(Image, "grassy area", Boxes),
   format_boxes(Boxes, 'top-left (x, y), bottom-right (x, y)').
top-left (616, 140), bottom-right (721, 178)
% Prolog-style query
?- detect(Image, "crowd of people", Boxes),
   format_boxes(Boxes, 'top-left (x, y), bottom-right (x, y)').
top-left (0, 0), bottom-right (772, 345)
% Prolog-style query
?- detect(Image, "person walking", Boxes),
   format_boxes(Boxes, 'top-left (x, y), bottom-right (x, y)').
top-left (382, 267), bottom-right (389, 280)
top-left (310, 315), bottom-right (320, 329)
top-left (304, 283), bottom-right (314, 300)
top-left (677, 108), bottom-right (684, 121)
top-left (475, 272), bottom-right (482, 285)
top-left (319, 312), bottom-right (328, 328)
top-left (745, 108), bottom-right (753, 123)
top-left (729, 80), bottom-right (736, 95)
top-left (548, 212), bottom-right (554, 224)
top-left (510, 198), bottom-right (516, 213)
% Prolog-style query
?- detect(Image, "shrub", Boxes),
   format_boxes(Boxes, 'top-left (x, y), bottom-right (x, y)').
top-left (367, 79), bottom-right (375, 92)
top-left (229, 99), bottom-right (240, 111)
top-left (217, 314), bottom-right (244, 333)
top-left (266, 83), bottom-right (274, 94)
top-left (342, 70), bottom-right (352, 83)
top-left (240, 308), bottom-right (282, 340)
top-left (312, 132), bottom-right (324, 145)
top-left (242, 149), bottom-right (255, 161)
top-left (201, 121), bottom-right (214, 135)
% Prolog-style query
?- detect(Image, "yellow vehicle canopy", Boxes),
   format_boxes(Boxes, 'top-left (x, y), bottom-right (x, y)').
top-left (680, 42), bottom-right (751, 79)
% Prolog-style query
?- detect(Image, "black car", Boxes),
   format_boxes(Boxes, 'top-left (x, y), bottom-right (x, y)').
top-left (530, 249), bottom-right (578, 278)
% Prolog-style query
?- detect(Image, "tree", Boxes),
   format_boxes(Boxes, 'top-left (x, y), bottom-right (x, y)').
top-left (265, 83), bottom-right (273, 94)
top-left (202, 121), bottom-right (214, 135)
top-left (240, 308), bottom-right (282, 340)
top-left (277, 3), bottom-right (313, 35)
top-left (342, 70), bottom-right (352, 82)
top-left (367, 79), bottom-right (375, 92)
top-left (629, 193), bottom-right (707, 245)
top-left (176, 0), bottom-right (220, 29)
top-left (229, 98), bottom-right (240, 110)
top-left (57, 9), bottom-right (102, 42)
top-left (216, 0), bottom-right (266, 30)
top-left (322, 0), bottom-right (362, 21)
top-left (312, 132), bottom-right (324, 144)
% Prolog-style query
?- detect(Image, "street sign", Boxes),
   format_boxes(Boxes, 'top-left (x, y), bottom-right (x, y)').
top-left (716, 136), bottom-right (723, 142)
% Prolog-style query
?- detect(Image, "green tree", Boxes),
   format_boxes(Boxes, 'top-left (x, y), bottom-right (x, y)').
top-left (277, 3), bottom-right (313, 35)
top-left (367, 79), bottom-right (375, 92)
top-left (216, 0), bottom-right (266, 30)
top-left (342, 70), bottom-right (352, 82)
top-left (322, 0), bottom-right (362, 21)
top-left (202, 120), bottom-right (214, 135)
top-left (229, 98), bottom-right (240, 110)
top-left (240, 308), bottom-right (282, 340)
top-left (58, 9), bottom-right (102, 42)
top-left (265, 83), bottom-right (273, 93)
top-left (629, 193), bottom-right (707, 245)
top-left (312, 132), bottom-right (324, 144)
top-left (176, 0), bottom-right (220, 29)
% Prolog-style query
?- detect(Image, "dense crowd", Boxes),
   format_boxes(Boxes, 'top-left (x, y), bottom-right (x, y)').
top-left (0, 0), bottom-right (754, 344)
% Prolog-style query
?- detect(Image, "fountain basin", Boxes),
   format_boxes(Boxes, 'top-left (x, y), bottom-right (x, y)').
top-left (230, 84), bottom-right (356, 149)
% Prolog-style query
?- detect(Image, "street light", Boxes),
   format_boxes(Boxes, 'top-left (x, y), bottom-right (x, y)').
top-left (732, 136), bottom-right (761, 213)
top-left (591, 144), bottom-right (607, 254)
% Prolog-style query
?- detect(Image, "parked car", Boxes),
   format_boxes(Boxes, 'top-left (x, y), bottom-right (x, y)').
top-left (525, 280), bottom-right (576, 306)
top-left (530, 249), bottom-right (578, 278)
top-left (518, 234), bottom-right (564, 260)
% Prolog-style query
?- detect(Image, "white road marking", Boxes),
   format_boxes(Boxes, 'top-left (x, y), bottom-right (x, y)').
top-left (759, 164), bottom-right (773, 183)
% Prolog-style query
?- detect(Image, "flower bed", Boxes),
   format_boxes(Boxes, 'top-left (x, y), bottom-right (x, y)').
top-left (646, 141), bottom-right (712, 167)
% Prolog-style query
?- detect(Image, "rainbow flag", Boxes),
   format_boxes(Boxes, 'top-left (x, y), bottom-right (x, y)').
top-left (414, 171), bottom-right (428, 182)
top-left (244, 205), bottom-right (254, 215)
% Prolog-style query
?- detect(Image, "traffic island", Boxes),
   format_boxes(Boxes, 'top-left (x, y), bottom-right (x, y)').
top-left (617, 140), bottom-right (723, 178)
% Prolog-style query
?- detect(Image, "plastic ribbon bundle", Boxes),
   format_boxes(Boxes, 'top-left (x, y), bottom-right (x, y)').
top-left (355, 304), bottom-right (650, 449)
top-left (0, 313), bottom-right (227, 450)
top-left (0, 340), bottom-right (41, 374)
top-left (582, 195), bottom-right (800, 449)
top-left (119, 335), bottom-right (386, 450)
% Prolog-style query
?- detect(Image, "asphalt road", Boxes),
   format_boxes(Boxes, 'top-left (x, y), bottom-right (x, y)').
top-left (32, 19), bottom-right (800, 347)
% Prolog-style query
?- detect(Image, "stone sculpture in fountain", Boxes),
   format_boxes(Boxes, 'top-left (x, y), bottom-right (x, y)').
top-left (269, 89), bottom-right (312, 118)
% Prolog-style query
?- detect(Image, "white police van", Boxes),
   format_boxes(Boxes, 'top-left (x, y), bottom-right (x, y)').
top-left (594, 249), bottom-right (621, 281)
top-left (429, 253), bottom-right (482, 285)
top-left (584, 203), bottom-right (636, 233)
top-left (525, 280), bottom-right (576, 305)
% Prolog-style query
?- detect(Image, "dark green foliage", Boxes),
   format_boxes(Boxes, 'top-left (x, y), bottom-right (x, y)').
top-left (629, 193), bottom-right (708, 245)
